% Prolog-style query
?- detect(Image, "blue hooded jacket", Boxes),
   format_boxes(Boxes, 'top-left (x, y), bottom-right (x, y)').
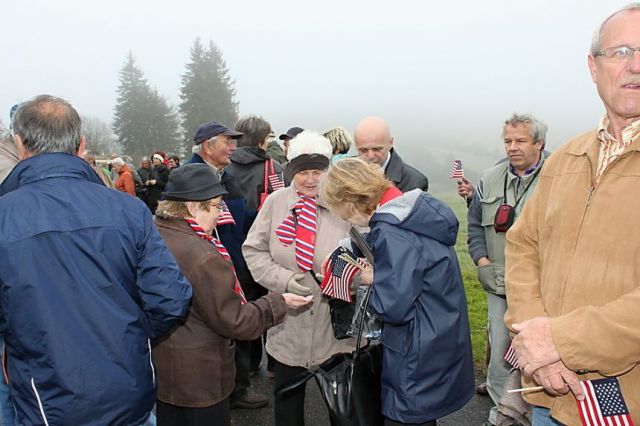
top-left (367, 189), bottom-right (474, 423)
top-left (0, 153), bottom-right (192, 426)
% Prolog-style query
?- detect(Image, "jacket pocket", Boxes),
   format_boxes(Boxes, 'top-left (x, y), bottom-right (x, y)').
top-left (381, 321), bottom-right (412, 356)
top-left (31, 378), bottom-right (50, 426)
top-left (480, 195), bottom-right (503, 227)
top-left (477, 263), bottom-right (497, 293)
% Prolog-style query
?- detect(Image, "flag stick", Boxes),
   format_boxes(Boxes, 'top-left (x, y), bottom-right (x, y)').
top-left (507, 386), bottom-right (544, 393)
top-left (338, 254), bottom-right (366, 271)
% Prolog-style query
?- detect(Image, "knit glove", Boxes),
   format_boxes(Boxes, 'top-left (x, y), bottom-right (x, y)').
top-left (286, 273), bottom-right (312, 296)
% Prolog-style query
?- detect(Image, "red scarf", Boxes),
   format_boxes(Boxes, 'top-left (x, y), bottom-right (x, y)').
top-left (184, 218), bottom-right (247, 304)
top-left (274, 193), bottom-right (317, 272)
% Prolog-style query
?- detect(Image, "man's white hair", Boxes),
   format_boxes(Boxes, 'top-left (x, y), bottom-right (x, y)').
top-left (286, 131), bottom-right (333, 161)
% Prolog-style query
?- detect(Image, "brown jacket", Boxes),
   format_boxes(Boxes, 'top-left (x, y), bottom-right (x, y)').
top-left (152, 217), bottom-right (286, 407)
top-left (505, 129), bottom-right (640, 426)
top-left (243, 185), bottom-right (356, 368)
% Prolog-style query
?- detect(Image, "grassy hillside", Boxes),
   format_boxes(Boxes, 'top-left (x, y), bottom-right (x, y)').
top-left (437, 192), bottom-right (488, 371)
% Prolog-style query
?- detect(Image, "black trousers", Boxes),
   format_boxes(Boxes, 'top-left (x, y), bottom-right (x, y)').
top-left (156, 399), bottom-right (230, 426)
top-left (273, 360), bottom-right (338, 426)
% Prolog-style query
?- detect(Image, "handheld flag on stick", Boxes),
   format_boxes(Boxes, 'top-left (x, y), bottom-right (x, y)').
top-left (321, 246), bottom-right (367, 303)
top-left (216, 200), bottom-right (236, 226)
top-left (503, 342), bottom-right (519, 369)
top-left (577, 377), bottom-right (634, 426)
top-left (450, 160), bottom-right (464, 179)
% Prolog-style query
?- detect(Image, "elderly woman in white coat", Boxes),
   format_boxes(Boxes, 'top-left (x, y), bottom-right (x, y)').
top-left (243, 131), bottom-right (356, 426)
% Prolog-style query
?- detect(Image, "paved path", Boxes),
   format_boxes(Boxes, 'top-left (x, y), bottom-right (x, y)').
top-left (231, 362), bottom-right (493, 426)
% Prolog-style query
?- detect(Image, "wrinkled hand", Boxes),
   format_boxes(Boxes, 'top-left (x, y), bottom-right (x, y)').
top-left (512, 317), bottom-right (561, 376)
top-left (282, 293), bottom-right (314, 309)
top-left (457, 177), bottom-right (474, 199)
top-left (286, 273), bottom-right (312, 296)
top-left (359, 261), bottom-right (374, 286)
top-left (532, 361), bottom-right (585, 400)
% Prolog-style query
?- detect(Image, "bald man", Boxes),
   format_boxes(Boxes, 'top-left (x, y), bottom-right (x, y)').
top-left (354, 116), bottom-right (429, 192)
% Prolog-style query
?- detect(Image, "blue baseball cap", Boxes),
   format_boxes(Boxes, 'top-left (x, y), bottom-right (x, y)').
top-left (193, 121), bottom-right (243, 144)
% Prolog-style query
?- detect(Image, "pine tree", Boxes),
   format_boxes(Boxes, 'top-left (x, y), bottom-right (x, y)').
top-left (112, 52), bottom-right (181, 160)
top-left (179, 39), bottom-right (239, 146)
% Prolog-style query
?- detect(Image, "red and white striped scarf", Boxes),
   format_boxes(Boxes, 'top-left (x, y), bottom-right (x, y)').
top-left (184, 218), bottom-right (247, 304)
top-left (275, 193), bottom-right (317, 272)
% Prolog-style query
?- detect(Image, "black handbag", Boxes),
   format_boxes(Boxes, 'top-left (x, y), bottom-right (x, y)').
top-left (329, 298), bottom-right (356, 340)
top-left (276, 285), bottom-right (384, 426)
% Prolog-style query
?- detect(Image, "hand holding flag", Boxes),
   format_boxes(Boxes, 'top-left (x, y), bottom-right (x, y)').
top-left (320, 246), bottom-right (368, 302)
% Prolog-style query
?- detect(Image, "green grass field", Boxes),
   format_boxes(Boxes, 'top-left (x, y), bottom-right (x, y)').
top-left (437, 193), bottom-right (488, 372)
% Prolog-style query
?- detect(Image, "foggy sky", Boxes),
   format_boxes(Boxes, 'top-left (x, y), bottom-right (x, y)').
top-left (0, 0), bottom-right (630, 163)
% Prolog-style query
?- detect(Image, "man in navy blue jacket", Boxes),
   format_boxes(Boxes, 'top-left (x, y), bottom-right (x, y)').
top-left (0, 95), bottom-right (193, 426)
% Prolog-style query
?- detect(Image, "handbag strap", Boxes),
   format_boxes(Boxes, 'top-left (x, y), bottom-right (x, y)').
top-left (262, 160), bottom-right (270, 195)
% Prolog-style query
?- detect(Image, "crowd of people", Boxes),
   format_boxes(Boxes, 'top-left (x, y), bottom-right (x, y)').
top-left (0, 4), bottom-right (639, 426)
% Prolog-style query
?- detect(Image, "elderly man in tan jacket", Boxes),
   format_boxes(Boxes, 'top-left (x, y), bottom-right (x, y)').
top-left (505, 4), bottom-right (640, 426)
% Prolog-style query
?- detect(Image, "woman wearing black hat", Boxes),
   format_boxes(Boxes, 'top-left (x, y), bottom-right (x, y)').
top-left (152, 163), bottom-right (312, 426)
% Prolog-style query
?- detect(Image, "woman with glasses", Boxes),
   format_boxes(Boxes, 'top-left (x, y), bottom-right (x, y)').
top-left (152, 163), bottom-right (312, 426)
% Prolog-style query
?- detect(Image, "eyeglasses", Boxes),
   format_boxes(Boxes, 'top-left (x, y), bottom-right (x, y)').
top-left (594, 46), bottom-right (640, 61)
top-left (208, 201), bottom-right (225, 211)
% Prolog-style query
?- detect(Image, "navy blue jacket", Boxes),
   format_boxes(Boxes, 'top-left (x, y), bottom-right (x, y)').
top-left (367, 189), bottom-right (474, 423)
top-left (0, 153), bottom-right (192, 426)
top-left (186, 153), bottom-right (247, 271)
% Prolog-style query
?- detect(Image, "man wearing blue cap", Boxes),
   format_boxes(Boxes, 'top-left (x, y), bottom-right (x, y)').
top-left (187, 121), bottom-right (269, 409)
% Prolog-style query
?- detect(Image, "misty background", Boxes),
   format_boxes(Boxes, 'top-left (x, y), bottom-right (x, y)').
top-left (0, 0), bottom-right (628, 190)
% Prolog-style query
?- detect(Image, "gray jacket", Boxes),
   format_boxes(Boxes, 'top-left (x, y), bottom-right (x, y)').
top-left (467, 152), bottom-right (548, 294)
top-left (242, 185), bottom-right (356, 368)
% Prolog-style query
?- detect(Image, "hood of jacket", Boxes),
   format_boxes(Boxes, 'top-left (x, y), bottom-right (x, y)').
top-left (230, 146), bottom-right (268, 166)
top-left (370, 189), bottom-right (458, 247)
top-left (0, 152), bottom-right (104, 196)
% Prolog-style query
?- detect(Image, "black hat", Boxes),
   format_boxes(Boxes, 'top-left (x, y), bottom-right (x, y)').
top-left (193, 121), bottom-right (243, 145)
top-left (279, 126), bottom-right (304, 140)
top-left (162, 164), bottom-right (228, 201)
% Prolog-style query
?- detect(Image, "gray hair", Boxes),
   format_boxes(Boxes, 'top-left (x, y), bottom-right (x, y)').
top-left (235, 115), bottom-right (271, 148)
top-left (590, 3), bottom-right (640, 55)
top-left (111, 157), bottom-right (125, 167)
top-left (502, 113), bottom-right (547, 145)
top-left (11, 94), bottom-right (82, 155)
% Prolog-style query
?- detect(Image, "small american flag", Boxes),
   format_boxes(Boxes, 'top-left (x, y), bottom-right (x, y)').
top-left (577, 377), bottom-right (635, 426)
top-left (268, 173), bottom-right (284, 191)
top-left (503, 342), bottom-right (519, 369)
top-left (320, 247), bottom-right (366, 303)
top-left (217, 200), bottom-right (236, 226)
top-left (450, 160), bottom-right (464, 179)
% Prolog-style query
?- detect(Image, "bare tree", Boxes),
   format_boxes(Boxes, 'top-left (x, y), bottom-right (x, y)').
top-left (81, 115), bottom-right (119, 156)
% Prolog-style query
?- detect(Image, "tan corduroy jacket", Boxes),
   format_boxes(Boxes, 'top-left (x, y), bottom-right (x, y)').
top-left (243, 185), bottom-right (357, 368)
top-left (505, 129), bottom-right (640, 426)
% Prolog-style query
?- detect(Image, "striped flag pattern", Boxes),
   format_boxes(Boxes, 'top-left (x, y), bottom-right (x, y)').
top-left (320, 247), bottom-right (366, 302)
top-left (450, 160), bottom-right (464, 179)
top-left (216, 200), bottom-right (236, 226)
top-left (577, 377), bottom-right (634, 426)
top-left (268, 172), bottom-right (285, 191)
top-left (184, 218), bottom-right (247, 304)
top-left (503, 342), bottom-right (519, 369)
top-left (274, 195), bottom-right (317, 272)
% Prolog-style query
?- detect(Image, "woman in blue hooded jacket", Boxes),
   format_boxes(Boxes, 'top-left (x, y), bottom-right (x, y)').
top-left (321, 158), bottom-right (475, 426)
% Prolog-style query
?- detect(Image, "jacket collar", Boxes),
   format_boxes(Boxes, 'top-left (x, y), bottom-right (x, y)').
top-left (0, 152), bottom-right (105, 196)
top-left (566, 128), bottom-right (640, 157)
top-left (384, 148), bottom-right (403, 184)
top-left (154, 215), bottom-right (198, 236)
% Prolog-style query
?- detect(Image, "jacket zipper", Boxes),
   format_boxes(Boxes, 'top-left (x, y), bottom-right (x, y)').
top-left (148, 339), bottom-right (156, 386)
top-left (31, 378), bottom-right (50, 426)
